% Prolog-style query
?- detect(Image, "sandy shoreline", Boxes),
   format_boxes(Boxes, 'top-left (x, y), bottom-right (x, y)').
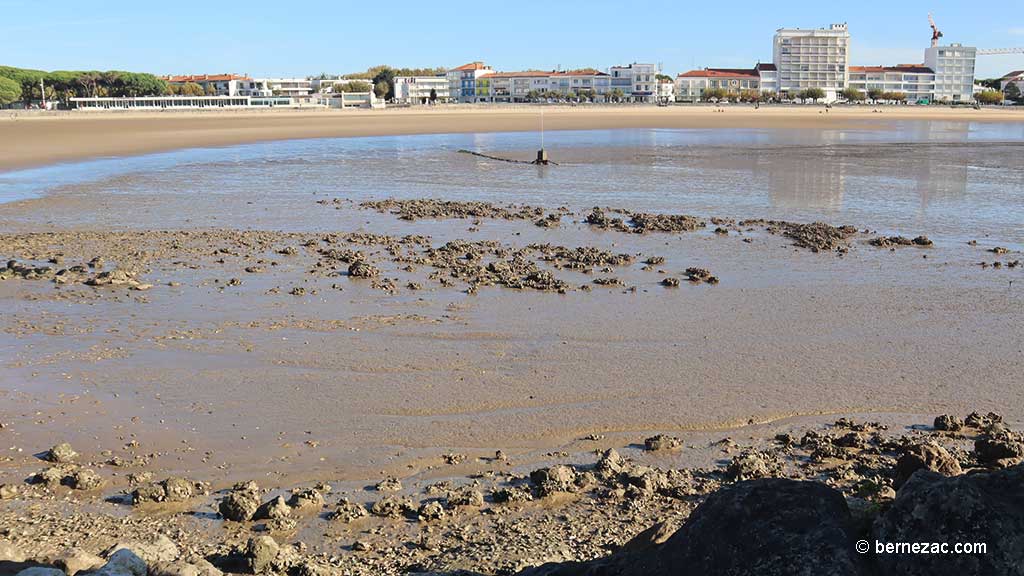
top-left (3, 104), bottom-right (1024, 172)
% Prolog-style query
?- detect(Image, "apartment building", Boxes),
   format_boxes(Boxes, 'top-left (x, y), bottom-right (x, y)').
top-left (477, 70), bottom-right (611, 102)
top-left (773, 23), bottom-right (850, 102)
top-left (164, 74), bottom-right (270, 97)
top-left (848, 65), bottom-right (935, 102)
top-left (609, 63), bottom-right (659, 102)
top-left (675, 68), bottom-right (761, 101)
top-left (393, 76), bottom-right (451, 104)
top-left (924, 44), bottom-right (977, 102)
top-left (446, 62), bottom-right (494, 103)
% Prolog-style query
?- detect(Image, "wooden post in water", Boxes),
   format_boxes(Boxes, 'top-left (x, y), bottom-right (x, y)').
top-left (534, 109), bottom-right (548, 164)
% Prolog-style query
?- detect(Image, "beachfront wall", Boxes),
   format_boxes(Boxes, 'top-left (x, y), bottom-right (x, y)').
top-left (71, 96), bottom-right (253, 110)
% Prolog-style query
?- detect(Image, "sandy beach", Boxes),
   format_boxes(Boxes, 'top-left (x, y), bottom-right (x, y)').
top-left (1, 111), bottom-right (1023, 575)
top-left (3, 104), bottom-right (1024, 172)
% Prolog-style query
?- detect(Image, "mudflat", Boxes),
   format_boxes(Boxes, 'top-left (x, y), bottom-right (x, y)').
top-left (2, 104), bottom-right (1024, 171)
top-left (0, 121), bottom-right (1022, 575)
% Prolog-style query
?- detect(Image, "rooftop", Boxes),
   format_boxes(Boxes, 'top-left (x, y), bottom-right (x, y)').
top-left (452, 62), bottom-right (491, 71)
top-left (849, 65), bottom-right (933, 74)
top-left (677, 68), bottom-right (759, 79)
top-left (164, 74), bottom-right (250, 82)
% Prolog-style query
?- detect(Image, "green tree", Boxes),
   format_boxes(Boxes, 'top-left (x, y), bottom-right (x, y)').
top-left (373, 80), bottom-right (389, 99)
top-left (841, 87), bottom-right (865, 101)
top-left (800, 87), bottom-right (826, 102)
top-left (181, 82), bottom-right (205, 96)
top-left (0, 76), bottom-right (22, 105)
top-left (977, 78), bottom-right (1002, 90)
top-left (702, 87), bottom-right (728, 101)
top-left (739, 89), bottom-right (762, 102)
top-left (867, 88), bottom-right (884, 101)
top-left (429, 88), bottom-right (438, 103)
top-left (1004, 83), bottom-right (1021, 103)
top-left (371, 67), bottom-right (397, 100)
top-left (334, 80), bottom-right (372, 93)
top-left (975, 90), bottom-right (1004, 105)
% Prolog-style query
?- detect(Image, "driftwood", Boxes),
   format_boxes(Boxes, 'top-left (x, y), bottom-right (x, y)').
top-left (457, 149), bottom-right (558, 166)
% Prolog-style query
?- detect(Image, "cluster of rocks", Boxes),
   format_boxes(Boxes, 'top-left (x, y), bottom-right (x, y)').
top-left (769, 221), bottom-right (859, 253)
top-left (358, 198), bottom-right (568, 225)
top-left (5, 411), bottom-right (1024, 576)
top-left (1, 260), bottom-right (151, 290)
top-left (583, 207), bottom-right (705, 234)
top-left (869, 235), bottom-right (933, 248)
top-left (518, 411), bottom-right (1024, 576)
top-left (0, 535), bottom-right (222, 576)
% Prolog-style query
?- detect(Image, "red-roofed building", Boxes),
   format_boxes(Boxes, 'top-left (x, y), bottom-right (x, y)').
top-left (446, 62), bottom-right (495, 103)
top-left (674, 68), bottom-right (762, 101)
top-left (163, 74), bottom-right (269, 97)
top-left (848, 65), bottom-right (935, 101)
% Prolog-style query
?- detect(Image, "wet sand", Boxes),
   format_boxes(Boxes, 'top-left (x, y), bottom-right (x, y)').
top-left (2, 104), bottom-right (1024, 171)
top-left (1, 123), bottom-right (1022, 574)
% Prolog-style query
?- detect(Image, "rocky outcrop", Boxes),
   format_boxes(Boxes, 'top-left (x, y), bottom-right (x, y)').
top-left (518, 478), bottom-right (859, 576)
top-left (873, 465), bottom-right (1024, 576)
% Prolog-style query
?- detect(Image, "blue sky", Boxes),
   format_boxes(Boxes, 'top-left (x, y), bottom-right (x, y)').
top-left (1, 0), bottom-right (1021, 78)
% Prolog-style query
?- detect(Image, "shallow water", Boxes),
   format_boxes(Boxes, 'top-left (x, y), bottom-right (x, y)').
top-left (2, 122), bottom-right (1023, 245)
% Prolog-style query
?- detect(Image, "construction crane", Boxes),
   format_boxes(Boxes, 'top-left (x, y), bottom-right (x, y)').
top-left (977, 48), bottom-right (1024, 55)
top-left (928, 13), bottom-right (943, 47)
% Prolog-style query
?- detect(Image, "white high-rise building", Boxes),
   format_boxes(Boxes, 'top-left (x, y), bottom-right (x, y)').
top-left (773, 23), bottom-right (850, 102)
top-left (924, 43), bottom-right (976, 102)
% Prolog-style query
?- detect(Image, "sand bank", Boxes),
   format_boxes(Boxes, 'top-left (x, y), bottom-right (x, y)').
top-left (2, 104), bottom-right (1023, 171)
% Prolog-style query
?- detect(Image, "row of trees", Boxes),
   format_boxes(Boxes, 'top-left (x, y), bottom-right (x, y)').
top-left (700, 88), bottom-right (776, 103)
top-left (0, 66), bottom-right (167, 105)
top-left (521, 88), bottom-right (630, 103)
top-left (839, 87), bottom-right (909, 102)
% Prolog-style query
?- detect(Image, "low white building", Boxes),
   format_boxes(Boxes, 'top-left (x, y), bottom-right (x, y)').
top-left (72, 95), bottom-right (254, 110)
top-left (393, 76), bottom-right (451, 104)
top-left (848, 65), bottom-right (935, 102)
top-left (255, 78), bottom-right (314, 97)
